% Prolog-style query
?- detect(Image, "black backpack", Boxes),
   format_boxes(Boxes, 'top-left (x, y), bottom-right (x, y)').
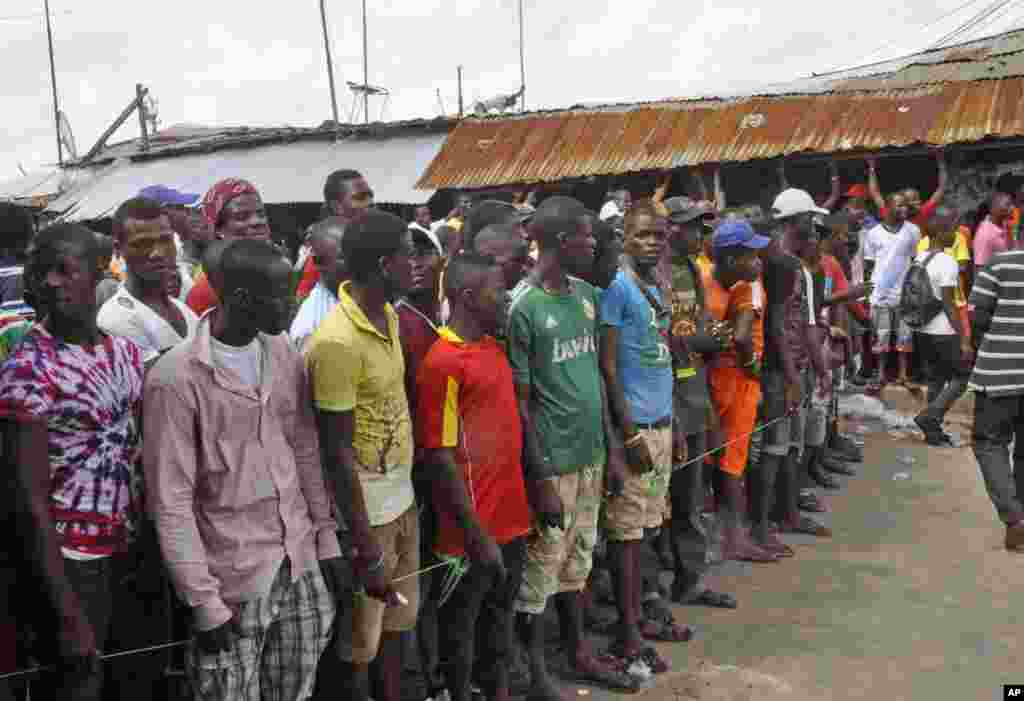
top-left (900, 251), bottom-right (945, 329)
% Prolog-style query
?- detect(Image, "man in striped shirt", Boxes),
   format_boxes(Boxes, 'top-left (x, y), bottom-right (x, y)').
top-left (968, 248), bottom-right (1024, 552)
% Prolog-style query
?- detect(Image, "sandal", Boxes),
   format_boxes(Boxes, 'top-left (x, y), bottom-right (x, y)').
top-left (674, 587), bottom-right (738, 609)
top-left (638, 647), bottom-right (670, 674)
top-left (640, 619), bottom-right (695, 643)
top-left (585, 608), bottom-right (619, 634)
top-left (798, 490), bottom-right (827, 513)
top-left (640, 596), bottom-right (674, 626)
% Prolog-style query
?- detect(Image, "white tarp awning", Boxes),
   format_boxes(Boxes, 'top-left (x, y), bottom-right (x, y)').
top-left (47, 133), bottom-right (445, 220)
top-left (0, 168), bottom-right (69, 203)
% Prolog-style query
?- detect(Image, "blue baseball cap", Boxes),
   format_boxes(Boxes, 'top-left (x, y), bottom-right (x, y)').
top-left (712, 218), bottom-right (771, 250)
top-left (138, 185), bottom-right (201, 207)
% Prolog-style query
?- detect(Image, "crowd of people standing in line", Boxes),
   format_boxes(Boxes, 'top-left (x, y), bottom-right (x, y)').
top-left (2, 148), bottom-right (1024, 701)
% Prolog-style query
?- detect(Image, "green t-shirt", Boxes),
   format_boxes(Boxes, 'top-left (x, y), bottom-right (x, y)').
top-left (506, 276), bottom-right (606, 477)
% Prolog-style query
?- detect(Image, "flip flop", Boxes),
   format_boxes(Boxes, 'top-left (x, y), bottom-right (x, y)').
top-left (565, 655), bottom-right (644, 693)
top-left (755, 536), bottom-right (795, 558)
top-left (898, 381), bottom-right (925, 400)
top-left (784, 516), bottom-right (832, 537)
top-left (607, 642), bottom-right (670, 675)
top-left (675, 587), bottom-right (738, 609)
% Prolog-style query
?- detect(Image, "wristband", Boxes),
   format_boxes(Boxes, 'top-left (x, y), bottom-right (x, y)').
top-left (354, 551), bottom-right (385, 573)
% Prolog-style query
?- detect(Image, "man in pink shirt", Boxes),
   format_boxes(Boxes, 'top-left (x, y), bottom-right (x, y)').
top-left (974, 192), bottom-right (1015, 267)
top-left (144, 239), bottom-right (343, 701)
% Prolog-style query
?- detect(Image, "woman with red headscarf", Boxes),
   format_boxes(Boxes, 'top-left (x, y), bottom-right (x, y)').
top-left (185, 179), bottom-right (272, 316)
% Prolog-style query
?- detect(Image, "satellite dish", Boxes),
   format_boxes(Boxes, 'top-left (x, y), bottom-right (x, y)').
top-left (473, 87), bottom-right (524, 115)
top-left (58, 111), bottom-right (77, 160)
top-left (346, 81), bottom-right (389, 96)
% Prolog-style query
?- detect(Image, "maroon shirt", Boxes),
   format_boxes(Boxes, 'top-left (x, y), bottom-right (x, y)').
top-left (396, 300), bottom-right (440, 421)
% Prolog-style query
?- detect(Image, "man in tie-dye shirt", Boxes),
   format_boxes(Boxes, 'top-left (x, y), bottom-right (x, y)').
top-left (0, 223), bottom-right (145, 701)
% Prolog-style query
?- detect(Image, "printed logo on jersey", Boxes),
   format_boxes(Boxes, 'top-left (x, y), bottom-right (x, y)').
top-left (552, 333), bottom-right (597, 364)
top-left (581, 298), bottom-right (596, 321)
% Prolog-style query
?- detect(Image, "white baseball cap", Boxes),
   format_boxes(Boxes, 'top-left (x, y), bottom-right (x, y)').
top-left (408, 223), bottom-right (443, 256)
top-left (771, 188), bottom-right (829, 219)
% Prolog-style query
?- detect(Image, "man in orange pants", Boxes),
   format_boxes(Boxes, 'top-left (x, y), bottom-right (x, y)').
top-left (701, 219), bottom-right (778, 563)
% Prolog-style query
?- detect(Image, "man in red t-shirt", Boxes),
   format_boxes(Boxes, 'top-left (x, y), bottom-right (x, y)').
top-left (867, 149), bottom-right (948, 236)
top-left (416, 253), bottom-right (532, 701)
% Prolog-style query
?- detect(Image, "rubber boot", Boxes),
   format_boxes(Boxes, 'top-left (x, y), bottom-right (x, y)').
top-left (720, 473), bottom-right (778, 563)
top-left (751, 453), bottom-right (793, 557)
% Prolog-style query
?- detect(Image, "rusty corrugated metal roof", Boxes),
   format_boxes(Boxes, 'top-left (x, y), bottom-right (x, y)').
top-left (417, 27), bottom-right (1024, 190)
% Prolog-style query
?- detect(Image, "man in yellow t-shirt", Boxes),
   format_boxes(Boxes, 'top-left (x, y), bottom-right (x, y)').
top-left (305, 210), bottom-right (417, 698)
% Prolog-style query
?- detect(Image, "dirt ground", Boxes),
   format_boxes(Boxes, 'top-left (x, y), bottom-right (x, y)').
top-left (573, 388), bottom-right (1021, 701)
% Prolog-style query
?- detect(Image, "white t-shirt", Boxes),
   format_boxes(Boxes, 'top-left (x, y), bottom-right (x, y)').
top-left (177, 261), bottom-right (194, 302)
top-left (914, 251), bottom-right (959, 336)
top-left (210, 335), bottom-right (263, 388)
top-left (599, 200), bottom-right (623, 221)
top-left (865, 221), bottom-right (921, 307)
top-left (289, 282), bottom-right (339, 354)
top-left (98, 286), bottom-right (200, 363)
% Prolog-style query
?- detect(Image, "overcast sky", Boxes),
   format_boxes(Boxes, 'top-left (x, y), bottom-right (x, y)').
top-left (3, 0), bottom-right (1023, 178)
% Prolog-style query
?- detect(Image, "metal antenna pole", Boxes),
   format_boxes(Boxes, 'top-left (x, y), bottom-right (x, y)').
top-left (44, 0), bottom-right (62, 165)
top-left (457, 65), bottom-right (464, 118)
top-left (362, 0), bottom-right (369, 124)
top-left (518, 0), bottom-right (526, 112)
top-left (319, 0), bottom-right (341, 132)
top-left (136, 83), bottom-right (150, 151)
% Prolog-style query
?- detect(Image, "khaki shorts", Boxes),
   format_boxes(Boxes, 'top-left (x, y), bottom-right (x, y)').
top-left (341, 506), bottom-right (420, 665)
top-left (514, 463), bottom-right (604, 616)
top-left (604, 426), bottom-right (672, 542)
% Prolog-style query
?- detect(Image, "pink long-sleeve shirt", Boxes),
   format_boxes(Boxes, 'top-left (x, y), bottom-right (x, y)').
top-left (143, 317), bottom-right (340, 631)
top-left (974, 217), bottom-right (1009, 268)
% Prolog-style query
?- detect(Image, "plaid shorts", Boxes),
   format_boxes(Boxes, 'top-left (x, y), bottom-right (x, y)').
top-left (189, 559), bottom-right (335, 701)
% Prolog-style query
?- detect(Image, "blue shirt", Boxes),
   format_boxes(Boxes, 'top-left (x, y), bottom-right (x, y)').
top-left (599, 270), bottom-right (673, 424)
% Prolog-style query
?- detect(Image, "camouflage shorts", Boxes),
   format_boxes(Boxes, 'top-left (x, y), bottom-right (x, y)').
top-left (514, 462), bottom-right (604, 616)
